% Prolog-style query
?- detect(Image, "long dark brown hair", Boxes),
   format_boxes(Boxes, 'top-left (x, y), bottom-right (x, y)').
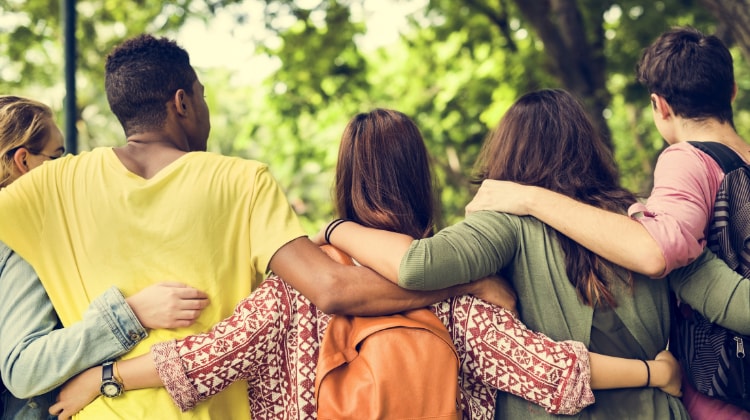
top-left (335, 109), bottom-right (436, 240)
top-left (474, 89), bottom-right (637, 307)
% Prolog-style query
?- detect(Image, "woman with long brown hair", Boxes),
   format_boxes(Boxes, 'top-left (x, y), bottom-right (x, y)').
top-left (316, 91), bottom-right (726, 418)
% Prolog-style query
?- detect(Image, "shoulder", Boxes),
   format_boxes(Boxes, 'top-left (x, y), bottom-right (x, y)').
top-left (185, 152), bottom-right (269, 171)
top-left (184, 153), bottom-right (275, 188)
top-left (655, 142), bottom-right (724, 186)
top-left (464, 211), bottom-right (547, 234)
top-left (659, 142), bottom-right (722, 172)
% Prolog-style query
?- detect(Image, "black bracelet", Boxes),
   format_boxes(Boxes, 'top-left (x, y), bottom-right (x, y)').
top-left (325, 218), bottom-right (348, 244)
top-left (641, 359), bottom-right (651, 387)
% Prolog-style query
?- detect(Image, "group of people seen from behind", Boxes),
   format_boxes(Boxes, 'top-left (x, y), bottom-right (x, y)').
top-left (1, 24), bottom-right (749, 420)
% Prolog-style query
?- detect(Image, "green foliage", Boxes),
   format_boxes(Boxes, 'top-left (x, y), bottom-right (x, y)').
top-left (6, 0), bottom-right (750, 235)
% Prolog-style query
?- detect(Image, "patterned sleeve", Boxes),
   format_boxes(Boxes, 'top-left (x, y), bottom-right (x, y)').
top-left (151, 278), bottom-right (289, 411)
top-left (445, 295), bottom-right (594, 415)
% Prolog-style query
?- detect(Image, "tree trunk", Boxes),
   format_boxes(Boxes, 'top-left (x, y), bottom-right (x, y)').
top-left (512, 0), bottom-right (613, 148)
top-left (699, 0), bottom-right (750, 63)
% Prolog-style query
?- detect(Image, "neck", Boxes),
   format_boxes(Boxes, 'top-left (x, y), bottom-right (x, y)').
top-left (113, 133), bottom-right (190, 179)
top-left (672, 118), bottom-right (741, 143)
top-left (124, 132), bottom-right (190, 152)
top-left (673, 117), bottom-right (750, 160)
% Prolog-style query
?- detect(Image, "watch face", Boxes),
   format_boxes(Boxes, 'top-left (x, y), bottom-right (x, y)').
top-left (101, 381), bottom-right (122, 397)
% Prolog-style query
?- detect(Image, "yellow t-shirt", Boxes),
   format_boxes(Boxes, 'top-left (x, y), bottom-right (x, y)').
top-left (0, 148), bottom-right (306, 419)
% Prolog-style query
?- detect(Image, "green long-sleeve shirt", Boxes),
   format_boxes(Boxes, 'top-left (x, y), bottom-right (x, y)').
top-left (399, 211), bottom-right (709, 419)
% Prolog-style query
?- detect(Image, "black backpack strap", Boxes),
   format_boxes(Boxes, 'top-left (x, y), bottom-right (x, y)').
top-left (688, 141), bottom-right (746, 173)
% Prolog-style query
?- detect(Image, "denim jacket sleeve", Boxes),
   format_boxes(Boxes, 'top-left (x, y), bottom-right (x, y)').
top-left (0, 242), bottom-right (148, 398)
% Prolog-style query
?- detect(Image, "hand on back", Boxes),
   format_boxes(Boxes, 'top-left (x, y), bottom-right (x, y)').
top-left (467, 274), bottom-right (518, 317)
top-left (48, 366), bottom-right (100, 420)
top-left (465, 180), bottom-right (532, 216)
top-left (653, 350), bottom-right (683, 397)
top-left (126, 282), bottom-right (209, 329)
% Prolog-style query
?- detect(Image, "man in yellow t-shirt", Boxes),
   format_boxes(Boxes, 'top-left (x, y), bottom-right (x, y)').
top-left (0, 34), bottom-right (479, 419)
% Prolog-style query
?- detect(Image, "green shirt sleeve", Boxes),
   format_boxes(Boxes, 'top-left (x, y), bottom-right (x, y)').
top-left (398, 211), bottom-right (519, 290)
top-left (668, 248), bottom-right (750, 335)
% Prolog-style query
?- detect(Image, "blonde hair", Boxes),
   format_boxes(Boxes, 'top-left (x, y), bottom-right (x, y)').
top-left (0, 95), bottom-right (54, 188)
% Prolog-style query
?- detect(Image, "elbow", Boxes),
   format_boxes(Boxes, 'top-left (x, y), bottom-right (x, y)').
top-left (304, 270), bottom-right (348, 315)
top-left (2, 374), bottom-right (38, 399)
top-left (639, 253), bottom-right (667, 278)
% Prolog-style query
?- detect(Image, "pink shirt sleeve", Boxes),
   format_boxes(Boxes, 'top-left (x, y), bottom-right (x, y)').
top-left (628, 142), bottom-right (724, 276)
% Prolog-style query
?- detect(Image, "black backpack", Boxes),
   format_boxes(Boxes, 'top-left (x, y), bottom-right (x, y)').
top-left (674, 141), bottom-right (750, 410)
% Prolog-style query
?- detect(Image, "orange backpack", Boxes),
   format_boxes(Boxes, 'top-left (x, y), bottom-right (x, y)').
top-left (315, 245), bottom-right (461, 420)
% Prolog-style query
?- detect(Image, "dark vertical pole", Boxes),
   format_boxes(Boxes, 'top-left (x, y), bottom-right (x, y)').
top-left (62, 0), bottom-right (77, 154)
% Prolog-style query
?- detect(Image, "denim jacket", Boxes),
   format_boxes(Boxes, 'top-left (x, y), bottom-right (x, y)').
top-left (0, 242), bottom-right (147, 420)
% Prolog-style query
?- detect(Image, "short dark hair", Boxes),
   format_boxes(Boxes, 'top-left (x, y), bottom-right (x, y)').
top-left (105, 34), bottom-right (197, 135)
top-left (636, 26), bottom-right (735, 125)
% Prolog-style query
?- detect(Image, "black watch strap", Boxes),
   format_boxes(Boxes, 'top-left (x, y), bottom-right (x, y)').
top-left (102, 361), bottom-right (115, 381)
top-left (100, 361), bottom-right (123, 398)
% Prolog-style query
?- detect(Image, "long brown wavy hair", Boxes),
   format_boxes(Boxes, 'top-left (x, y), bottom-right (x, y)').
top-left (474, 89), bottom-right (637, 307)
top-left (335, 109), bottom-right (436, 240)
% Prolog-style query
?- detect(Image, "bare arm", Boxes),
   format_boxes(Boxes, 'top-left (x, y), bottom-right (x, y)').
top-left (309, 221), bottom-right (412, 283)
top-left (590, 351), bottom-right (681, 396)
top-left (465, 181), bottom-right (666, 277)
top-left (49, 355), bottom-right (161, 420)
top-left (268, 236), bottom-right (470, 315)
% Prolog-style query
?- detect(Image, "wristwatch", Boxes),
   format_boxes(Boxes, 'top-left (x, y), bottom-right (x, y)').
top-left (100, 361), bottom-right (123, 398)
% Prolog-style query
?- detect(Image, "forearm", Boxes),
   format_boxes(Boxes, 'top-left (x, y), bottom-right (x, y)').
top-left (326, 221), bottom-right (412, 283)
top-left (590, 354), bottom-right (670, 390)
top-left (524, 187), bottom-right (666, 277)
top-left (669, 249), bottom-right (750, 334)
top-left (0, 252), bottom-right (145, 397)
top-left (118, 355), bottom-right (163, 390)
top-left (324, 271), bottom-right (478, 316)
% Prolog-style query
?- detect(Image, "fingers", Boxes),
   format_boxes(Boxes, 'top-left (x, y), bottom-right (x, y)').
top-left (49, 402), bottom-right (69, 420)
top-left (177, 308), bottom-right (204, 321)
top-left (154, 282), bottom-right (210, 300)
top-left (49, 402), bottom-right (62, 416)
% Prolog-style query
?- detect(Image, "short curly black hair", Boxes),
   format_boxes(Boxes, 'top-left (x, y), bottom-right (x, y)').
top-left (105, 34), bottom-right (197, 135)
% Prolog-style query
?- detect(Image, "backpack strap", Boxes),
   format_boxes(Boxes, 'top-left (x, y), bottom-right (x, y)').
top-left (688, 141), bottom-right (746, 173)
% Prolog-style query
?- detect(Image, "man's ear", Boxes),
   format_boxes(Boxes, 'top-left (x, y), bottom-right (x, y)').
top-left (174, 89), bottom-right (188, 116)
top-left (12, 147), bottom-right (30, 175)
top-left (651, 93), bottom-right (672, 120)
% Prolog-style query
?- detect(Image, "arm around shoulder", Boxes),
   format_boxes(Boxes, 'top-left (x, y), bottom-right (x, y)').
top-left (468, 182), bottom-right (666, 277)
top-left (269, 236), bottom-right (478, 316)
top-left (669, 249), bottom-right (750, 334)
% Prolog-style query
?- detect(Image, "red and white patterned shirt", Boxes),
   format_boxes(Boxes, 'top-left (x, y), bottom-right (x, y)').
top-left (151, 276), bottom-right (594, 419)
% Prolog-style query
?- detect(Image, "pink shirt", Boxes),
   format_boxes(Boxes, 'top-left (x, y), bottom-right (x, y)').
top-left (628, 141), bottom-right (724, 276)
top-left (629, 141), bottom-right (750, 418)
top-left (150, 276), bottom-right (594, 419)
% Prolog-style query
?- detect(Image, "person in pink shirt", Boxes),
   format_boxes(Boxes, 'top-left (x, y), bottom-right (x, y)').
top-left (465, 27), bottom-right (750, 419)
